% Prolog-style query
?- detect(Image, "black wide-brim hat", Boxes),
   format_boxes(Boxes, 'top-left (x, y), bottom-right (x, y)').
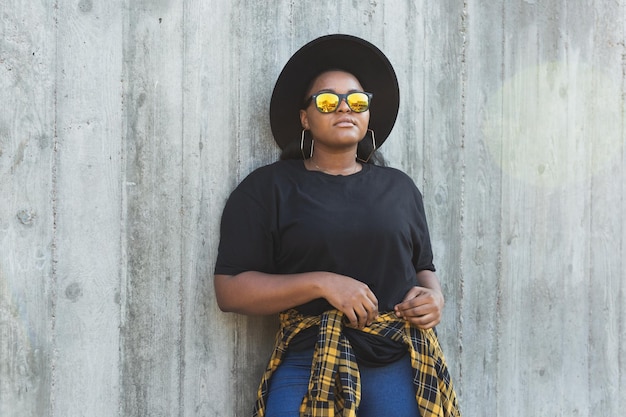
top-left (270, 34), bottom-right (400, 150)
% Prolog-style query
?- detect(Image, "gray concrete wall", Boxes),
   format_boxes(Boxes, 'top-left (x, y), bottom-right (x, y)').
top-left (1, 0), bottom-right (624, 416)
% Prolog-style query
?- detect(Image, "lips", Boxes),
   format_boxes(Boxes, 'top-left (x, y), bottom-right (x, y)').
top-left (334, 117), bottom-right (357, 127)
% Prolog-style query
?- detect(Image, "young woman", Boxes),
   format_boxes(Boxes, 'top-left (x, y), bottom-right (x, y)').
top-left (214, 34), bottom-right (460, 417)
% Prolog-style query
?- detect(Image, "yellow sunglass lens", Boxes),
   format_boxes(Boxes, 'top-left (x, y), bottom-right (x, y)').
top-left (346, 93), bottom-right (369, 112)
top-left (315, 93), bottom-right (340, 113)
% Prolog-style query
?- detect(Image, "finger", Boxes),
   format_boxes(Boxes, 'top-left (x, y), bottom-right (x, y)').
top-left (394, 303), bottom-right (405, 317)
top-left (396, 290), bottom-right (426, 313)
top-left (410, 312), bottom-right (441, 329)
top-left (400, 292), bottom-right (434, 311)
top-left (411, 289), bottom-right (438, 307)
top-left (397, 302), bottom-right (438, 324)
top-left (362, 304), bottom-right (378, 326)
top-left (367, 306), bottom-right (378, 325)
top-left (405, 303), bottom-right (432, 317)
top-left (416, 318), bottom-right (440, 329)
top-left (361, 290), bottom-right (378, 325)
top-left (344, 310), bottom-right (359, 328)
top-left (363, 287), bottom-right (378, 310)
top-left (394, 298), bottom-right (419, 316)
top-left (355, 305), bottom-right (371, 329)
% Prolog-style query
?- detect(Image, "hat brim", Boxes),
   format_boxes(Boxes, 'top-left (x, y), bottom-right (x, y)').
top-left (270, 34), bottom-right (400, 150)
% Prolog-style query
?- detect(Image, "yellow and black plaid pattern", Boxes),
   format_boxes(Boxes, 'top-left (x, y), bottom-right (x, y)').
top-left (252, 309), bottom-right (461, 417)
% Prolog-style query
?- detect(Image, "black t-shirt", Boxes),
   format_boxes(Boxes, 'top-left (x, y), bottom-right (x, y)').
top-left (215, 159), bottom-right (436, 364)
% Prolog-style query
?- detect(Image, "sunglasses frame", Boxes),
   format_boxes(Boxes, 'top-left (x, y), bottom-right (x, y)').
top-left (304, 91), bottom-right (374, 113)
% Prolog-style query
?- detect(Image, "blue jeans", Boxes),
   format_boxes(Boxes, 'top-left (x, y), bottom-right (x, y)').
top-left (264, 347), bottom-right (421, 417)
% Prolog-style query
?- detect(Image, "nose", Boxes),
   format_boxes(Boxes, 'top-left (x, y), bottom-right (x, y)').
top-left (336, 97), bottom-right (351, 112)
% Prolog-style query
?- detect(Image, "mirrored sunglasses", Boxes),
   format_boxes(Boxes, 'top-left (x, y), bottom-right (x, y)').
top-left (305, 91), bottom-right (374, 113)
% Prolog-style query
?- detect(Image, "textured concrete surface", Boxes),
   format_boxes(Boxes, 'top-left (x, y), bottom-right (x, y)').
top-left (1, 1), bottom-right (624, 416)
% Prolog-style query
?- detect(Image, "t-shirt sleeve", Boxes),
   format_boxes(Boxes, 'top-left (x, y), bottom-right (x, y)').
top-left (411, 186), bottom-right (436, 273)
top-left (214, 186), bottom-right (275, 276)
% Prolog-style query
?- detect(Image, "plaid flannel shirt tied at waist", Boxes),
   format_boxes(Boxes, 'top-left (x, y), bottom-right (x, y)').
top-left (253, 309), bottom-right (461, 417)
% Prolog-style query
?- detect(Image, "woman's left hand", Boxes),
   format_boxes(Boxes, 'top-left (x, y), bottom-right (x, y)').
top-left (394, 286), bottom-right (444, 329)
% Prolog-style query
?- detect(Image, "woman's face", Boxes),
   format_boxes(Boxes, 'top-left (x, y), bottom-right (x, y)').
top-left (299, 70), bottom-right (370, 152)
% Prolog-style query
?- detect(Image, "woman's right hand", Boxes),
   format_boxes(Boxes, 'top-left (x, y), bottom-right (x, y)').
top-left (318, 273), bottom-right (378, 329)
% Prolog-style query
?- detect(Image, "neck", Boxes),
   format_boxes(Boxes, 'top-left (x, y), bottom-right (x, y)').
top-left (307, 151), bottom-right (361, 175)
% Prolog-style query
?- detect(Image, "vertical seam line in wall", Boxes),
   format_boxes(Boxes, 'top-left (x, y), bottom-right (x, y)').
top-left (235, 3), bottom-right (242, 185)
top-left (458, 0), bottom-right (469, 392)
top-left (621, 0), bottom-right (626, 401)
top-left (119, 1), bottom-right (130, 416)
top-left (50, 1), bottom-right (60, 415)
top-left (178, 2), bottom-right (187, 416)
top-left (421, 3), bottom-right (426, 184)
top-left (582, 2), bottom-right (596, 409)
top-left (495, 1), bottom-right (507, 413)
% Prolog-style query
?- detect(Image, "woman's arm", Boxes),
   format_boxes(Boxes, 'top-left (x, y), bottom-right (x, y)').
top-left (214, 271), bottom-right (379, 328)
top-left (393, 270), bottom-right (445, 329)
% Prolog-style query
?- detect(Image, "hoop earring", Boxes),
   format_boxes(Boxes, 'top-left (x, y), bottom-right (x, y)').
top-left (300, 130), bottom-right (314, 159)
top-left (356, 129), bottom-right (377, 163)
